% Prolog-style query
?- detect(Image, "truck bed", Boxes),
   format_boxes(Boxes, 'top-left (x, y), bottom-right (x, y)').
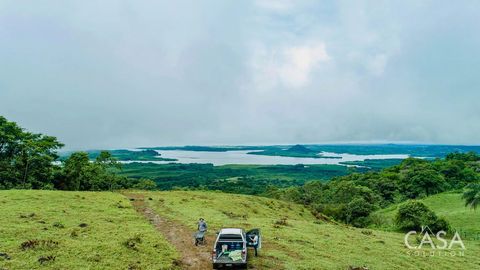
top-left (215, 254), bottom-right (243, 263)
top-left (214, 241), bottom-right (246, 265)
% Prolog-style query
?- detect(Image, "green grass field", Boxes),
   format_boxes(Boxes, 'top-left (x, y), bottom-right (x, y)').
top-left (373, 191), bottom-right (480, 238)
top-left (1, 190), bottom-right (479, 269)
top-left (143, 191), bottom-right (480, 270)
top-left (0, 190), bottom-right (178, 270)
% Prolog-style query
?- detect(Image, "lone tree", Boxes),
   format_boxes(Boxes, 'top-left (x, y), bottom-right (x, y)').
top-left (463, 183), bottom-right (480, 210)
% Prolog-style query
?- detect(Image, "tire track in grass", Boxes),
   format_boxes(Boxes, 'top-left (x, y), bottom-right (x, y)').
top-left (124, 192), bottom-right (214, 270)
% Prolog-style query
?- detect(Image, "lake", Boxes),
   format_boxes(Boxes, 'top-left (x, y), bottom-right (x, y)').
top-left (124, 150), bottom-right (411, 166)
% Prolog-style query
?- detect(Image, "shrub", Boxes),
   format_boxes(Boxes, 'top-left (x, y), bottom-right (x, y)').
top-left (314, 203), bottom-right (344, 219)
top-left (395, 201), bottom-right (450, 232)
top-left (343, 197), bottom-right (376, 227)
top-left (132, 179), bottom-right (157, 190)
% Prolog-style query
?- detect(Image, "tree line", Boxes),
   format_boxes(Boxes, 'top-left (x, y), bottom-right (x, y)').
top-left (266, 151), bottom-right (480, 229)
top-left (0, 116), bottom-right (155, 190)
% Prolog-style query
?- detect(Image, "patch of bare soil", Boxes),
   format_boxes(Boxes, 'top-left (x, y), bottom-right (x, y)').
top-left (124, 193), bottom-right (214, 270)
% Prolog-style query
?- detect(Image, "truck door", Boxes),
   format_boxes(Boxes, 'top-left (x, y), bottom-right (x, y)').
top-left (246, 229), bottom-right (261, 249)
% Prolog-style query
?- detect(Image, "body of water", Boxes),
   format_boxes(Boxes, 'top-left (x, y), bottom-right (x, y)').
top-left (124, 150), bottom-right (411, 166)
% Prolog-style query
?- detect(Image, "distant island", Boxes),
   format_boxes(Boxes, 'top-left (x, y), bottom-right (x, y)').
top-left (60, 149), bottom-right (177, 162)
top-left (247, 144), bottom-right (342, 159)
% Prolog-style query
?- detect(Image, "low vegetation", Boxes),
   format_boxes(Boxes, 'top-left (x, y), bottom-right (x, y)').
top-left (119, 163), bottom-right (354, 194)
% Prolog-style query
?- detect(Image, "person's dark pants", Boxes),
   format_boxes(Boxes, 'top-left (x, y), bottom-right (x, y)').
top-left (254, 245), bottom-right (258, 256)
top-left (195, 236), bottom-right (204, 246)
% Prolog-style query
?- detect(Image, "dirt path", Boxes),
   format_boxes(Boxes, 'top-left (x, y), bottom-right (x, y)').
top-left (124, 192), bottom-right (214, 270)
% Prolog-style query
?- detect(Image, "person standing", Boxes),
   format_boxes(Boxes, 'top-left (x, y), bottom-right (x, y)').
top-left (195, 218), bottom-right (208, 246)
top-left (249, 233), bottom-right (259, 256)
top-left (198, 218), bottom-right (207, 232)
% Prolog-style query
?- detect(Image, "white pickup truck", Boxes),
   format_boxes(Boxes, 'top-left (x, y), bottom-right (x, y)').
top-left (212, 228), bottom-right (261, 269)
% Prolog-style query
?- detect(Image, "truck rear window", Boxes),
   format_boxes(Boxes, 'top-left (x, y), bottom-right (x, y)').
top-left (219, 234), bottom-right (243, 241)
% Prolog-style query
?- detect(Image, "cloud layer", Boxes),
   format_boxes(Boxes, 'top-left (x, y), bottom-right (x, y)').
top-left (1, 0), bottom-right (479, 149)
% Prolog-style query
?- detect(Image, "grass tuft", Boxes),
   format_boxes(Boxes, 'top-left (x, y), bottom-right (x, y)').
top-left (38, 255), bottom-right (56, 264)
top-left (52, 222), bottom-right (65, 228)
top-left (19, 213), bottom-right (36, 219)
top-left (274, 217), bottom-right (289, 227)
top-left (20, 240), bottom-right (59, 251)
top-left (123, 234), bottom-right (143, 251)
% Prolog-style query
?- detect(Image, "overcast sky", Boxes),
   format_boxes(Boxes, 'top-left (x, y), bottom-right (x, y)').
top-left (1, 0), bottom-right (479, 149)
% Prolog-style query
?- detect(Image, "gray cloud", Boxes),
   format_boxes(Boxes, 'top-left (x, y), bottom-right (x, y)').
top-left (1, 0), bottom-right (479, 149)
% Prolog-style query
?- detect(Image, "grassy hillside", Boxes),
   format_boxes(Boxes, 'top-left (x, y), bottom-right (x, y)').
top-left (0, 190), bottom-right (178, 270)
top-left (1, 190), bottom-right (479, 269)
top-left (142, 191), bottom-right (480, 270)
top-left (373, 192), bottom-right (480, 238)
